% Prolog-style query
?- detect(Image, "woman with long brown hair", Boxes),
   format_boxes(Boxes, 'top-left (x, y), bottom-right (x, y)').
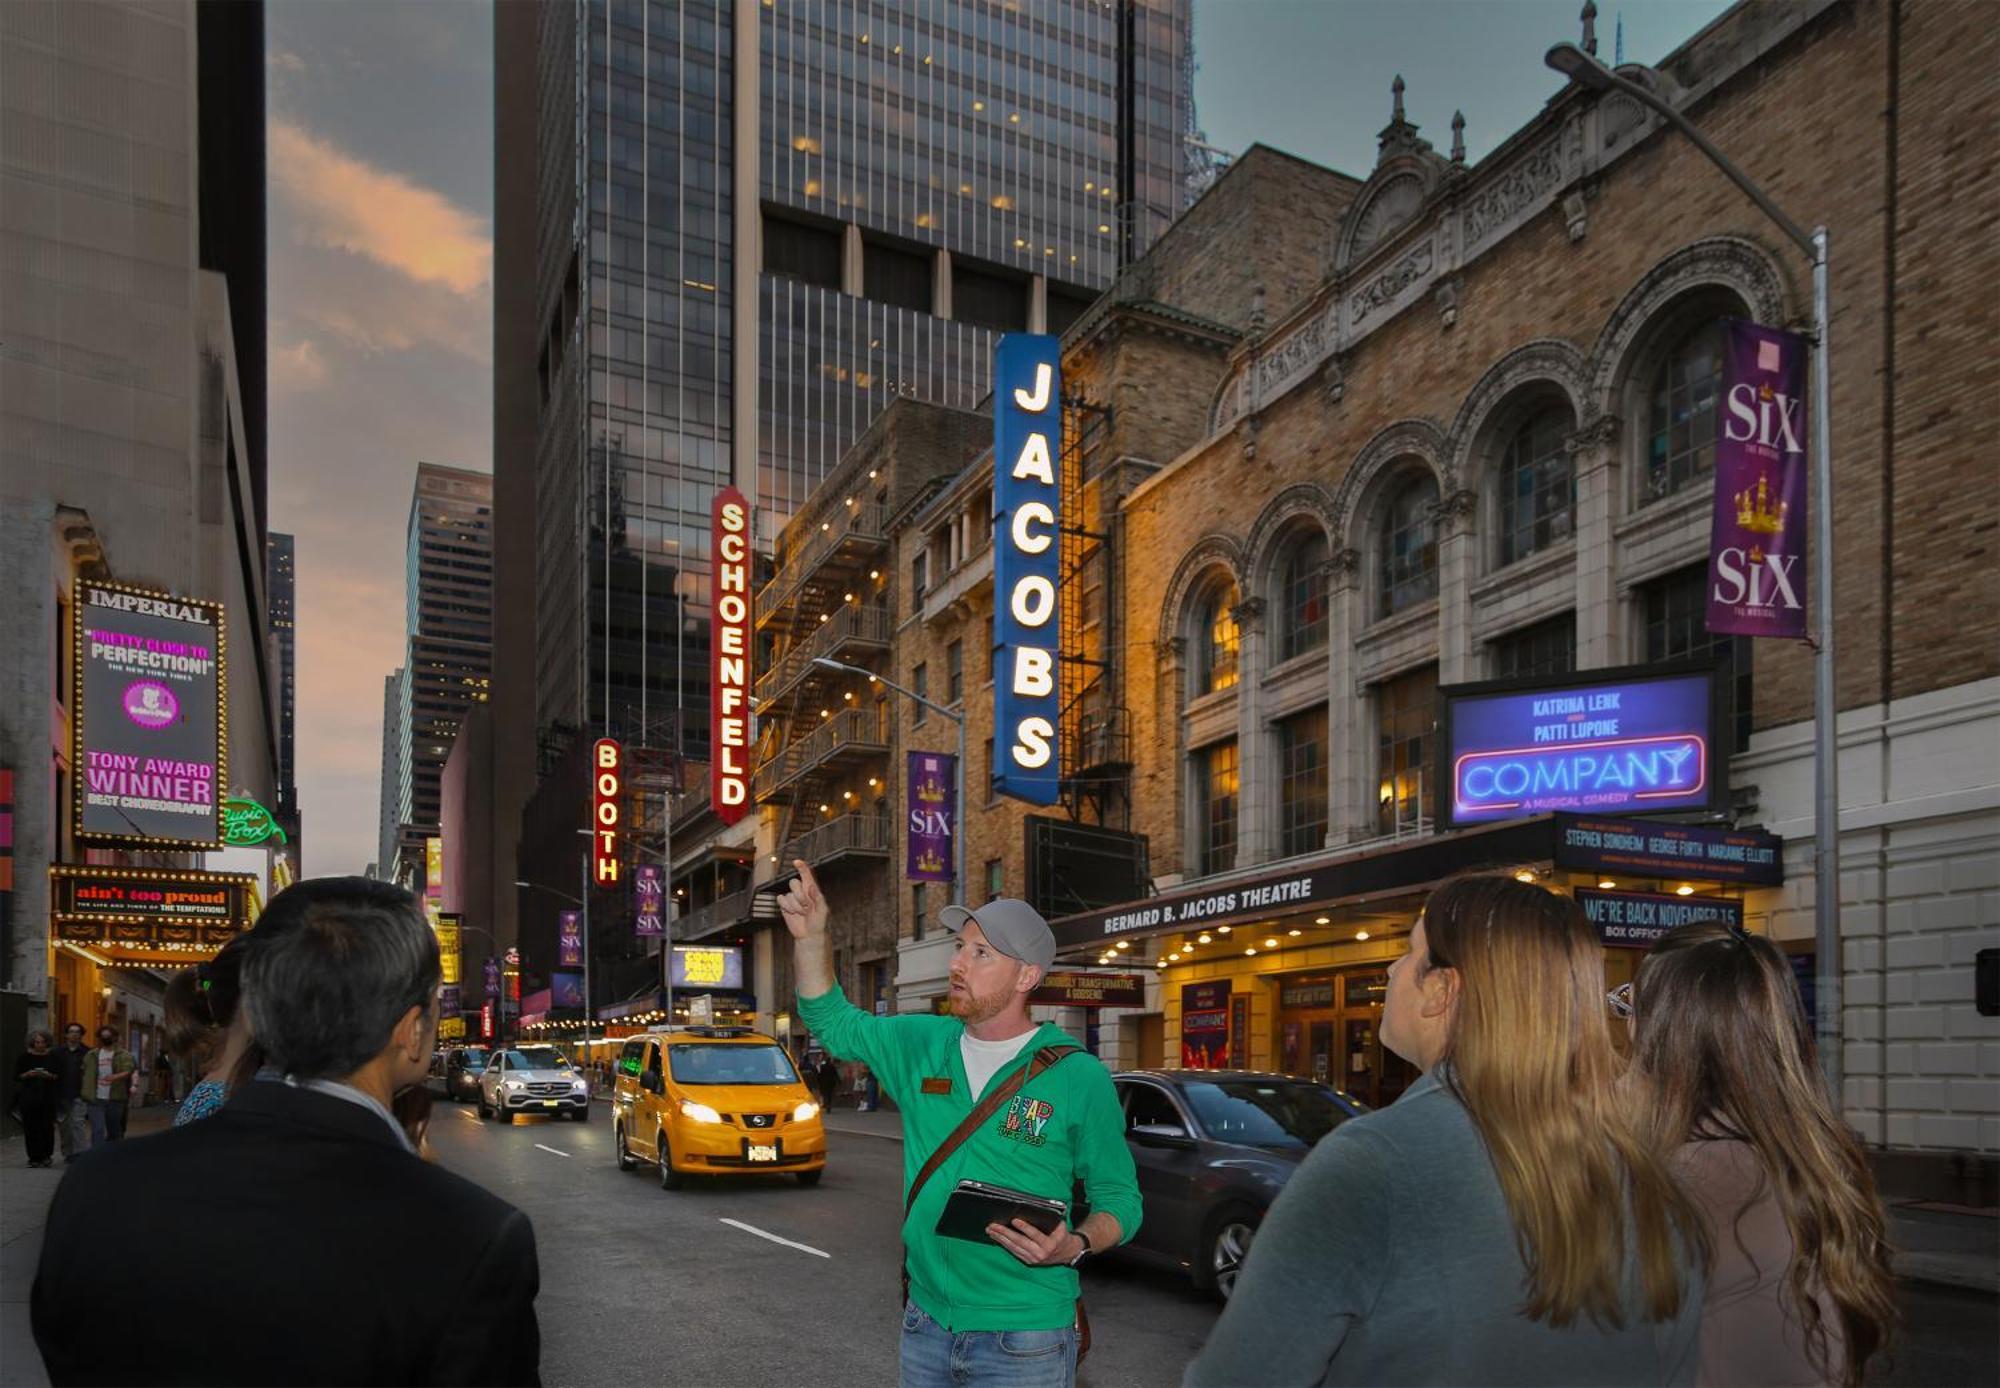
top-left (162, 930), bottom-right (263, 1125)
top-left (1188, 873), bottom-right (1705, 1386)
top-left (1629, 923), bottom-right (1897, 1386)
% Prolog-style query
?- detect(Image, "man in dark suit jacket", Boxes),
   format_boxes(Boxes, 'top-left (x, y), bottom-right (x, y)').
top-left (32, 877), bottom-right (541, 1387)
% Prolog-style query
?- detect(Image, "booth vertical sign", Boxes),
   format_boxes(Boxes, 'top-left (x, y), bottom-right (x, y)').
top-left (592, 738), bottom-right (623, 884)
top-left (991, 334), bottom-right (1062, 805)
top-left (711, 486), bottom-right (753, 824)
top-left (1708, 319), bottom-right (1809, 639)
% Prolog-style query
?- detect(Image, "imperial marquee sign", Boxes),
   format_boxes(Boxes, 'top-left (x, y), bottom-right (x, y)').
top-left (991, 334), bottom-right (1062, 805)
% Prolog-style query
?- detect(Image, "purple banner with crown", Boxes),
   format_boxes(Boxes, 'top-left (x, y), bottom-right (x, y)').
top-left (1708, 319), bottom-right (1809, 639)
top-left (906, 751), bottom-right (957, 883)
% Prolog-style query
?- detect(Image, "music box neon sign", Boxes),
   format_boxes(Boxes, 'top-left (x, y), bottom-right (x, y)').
top-left (991, 334), bottom-right (1062, 805)
top-left (1444, 671), bottom-right (1716, 824)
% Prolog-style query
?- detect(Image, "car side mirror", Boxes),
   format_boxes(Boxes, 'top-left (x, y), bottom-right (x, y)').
top-left (1129, 1122), bottom-right (1195, 1148)
top-left (641, 1071), bottom-right (663, 1094)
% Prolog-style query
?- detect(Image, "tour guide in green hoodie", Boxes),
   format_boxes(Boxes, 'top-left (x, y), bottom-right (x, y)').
top-left (783, 862), bottom-right (1140, 1378)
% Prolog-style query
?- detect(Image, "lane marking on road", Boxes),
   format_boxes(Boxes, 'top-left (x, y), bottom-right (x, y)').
top-left (719, 1218), bottom-right (830, 1259)
top-left (534, 1143), bottom-right (572, 1158)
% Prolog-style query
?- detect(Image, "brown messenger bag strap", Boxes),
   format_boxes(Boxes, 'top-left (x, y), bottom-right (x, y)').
top-left (904, 1043), bottom-right (1081, 1218)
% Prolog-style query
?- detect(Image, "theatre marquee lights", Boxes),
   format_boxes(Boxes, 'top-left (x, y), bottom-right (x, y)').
top-left (593, 738), bottom-right (623, 884)
top-left (711, 486), bottom-right (753, 824)
top-left (991, 334), bottom-right (1062, 805)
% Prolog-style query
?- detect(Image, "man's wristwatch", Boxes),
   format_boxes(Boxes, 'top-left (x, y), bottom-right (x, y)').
top-left (1066, 1229), bottom-right (1094, 1268)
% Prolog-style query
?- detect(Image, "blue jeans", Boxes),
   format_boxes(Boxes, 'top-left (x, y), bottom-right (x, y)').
top-left (86, 1099), bottom-right (127, 1146)
top-left (900, 1302), bottom-right (1077, 1388)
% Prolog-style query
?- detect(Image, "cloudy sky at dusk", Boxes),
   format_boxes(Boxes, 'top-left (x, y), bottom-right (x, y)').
top-left (275, 0), bottom-right (1728, 877)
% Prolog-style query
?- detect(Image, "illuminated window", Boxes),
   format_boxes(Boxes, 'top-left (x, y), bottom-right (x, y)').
top-left (1194, 740), bottom-right (1239, 876)
top-left (1646, 320), bottom-right (1725, 502)
top-left (1497, 409), bottom-right (1575, 566)
top-left (1376, 665), bottom-right (1437, 836)
top-left (1196, 583), bottom-right (1240, 694)
top-left (1377, 474), bottom-right (1439, 619)
top-left (1277, 706), bottom-right (1329, 858)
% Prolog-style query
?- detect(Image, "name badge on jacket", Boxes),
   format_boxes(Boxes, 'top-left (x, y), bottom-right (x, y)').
top-left (921, 1076), bottom-right (953, 1095)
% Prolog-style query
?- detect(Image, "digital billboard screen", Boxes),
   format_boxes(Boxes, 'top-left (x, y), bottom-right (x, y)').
top-left (73, 581), bottom-right (226, 847)
top-left (1438, 663), bottom-right (1724, 829)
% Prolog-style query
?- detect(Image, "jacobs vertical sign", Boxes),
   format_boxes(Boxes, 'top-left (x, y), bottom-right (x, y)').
top-left (711, 486), bottom-right (753, 824)
top-left (73, 580), bottom-right (227, 847)
top-left (991, 334), bottom-right (1062, 805)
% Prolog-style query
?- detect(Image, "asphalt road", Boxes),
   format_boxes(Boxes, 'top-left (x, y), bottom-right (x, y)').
top-left (424, 1097), bottom-right (1222, 1388)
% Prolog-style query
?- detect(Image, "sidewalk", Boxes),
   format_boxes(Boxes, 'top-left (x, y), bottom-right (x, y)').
top-left (2, 1105), bottom-right (177, 1388)
top-left (823, 1105), bottom-right (906, 1144)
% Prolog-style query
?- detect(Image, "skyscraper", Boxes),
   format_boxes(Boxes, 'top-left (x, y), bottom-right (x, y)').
top-left (376, 668), bottom-right (404, 884)
top-left (266, 531), bottom-right (299, 847)
top-left (387, 464), bottom-right (493, 885)
top-left (490, 0), bottom-right (1195, 969)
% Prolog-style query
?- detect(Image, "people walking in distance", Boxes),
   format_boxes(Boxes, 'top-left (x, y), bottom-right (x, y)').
top-left (816, 1052), bottom-right (841, 1113)
top-left (151, 1048), bottom-right (175, 1106)
top-left (51, 1023), bottom-right (90, 1161)
top-left (82, 1025), bottom-right (136, 1147)
top-left (781, 862), bottom-right (1141, 1388)
top-left (162, 930), bottom-right (266, 1127)
top-left (1628, 923), bottom-right (1897, 1387)
top-left (32, 877), bottom-right (542, 1387)
top-left (13, 1030), bottom-right (61, 1167)
top-left (1187, 873), bottom-right (1704, 1387)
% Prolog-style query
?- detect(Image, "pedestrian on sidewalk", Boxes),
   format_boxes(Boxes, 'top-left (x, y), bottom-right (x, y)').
top-left (151, 1049), bottom-right (175, 1105)
top-left (82, 1025), bottom-right (136, 1146)
top-left (1187, 873), bottom-right (1705, 1387)
top-left (162, 931), bottom-right (264, 1127)
top-left (781, 862), bottom-right (1141, 1388)
top-left (13, 1030), bottom-right (61, 1167)
top-left (32, 876), bottom-right (543, 1387)
top-left (51, 1023), bottom-right (89, 1161)
top-left (1627, 922), bottom-right (1898, 1387)
top-left (815, 1053), bottom-right (840, 1112)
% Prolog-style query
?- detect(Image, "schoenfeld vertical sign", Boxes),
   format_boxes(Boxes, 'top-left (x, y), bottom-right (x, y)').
top-left (991, 334), bottom-right (1062, 805)
top-left (74, 580), bottom-right (227, 847)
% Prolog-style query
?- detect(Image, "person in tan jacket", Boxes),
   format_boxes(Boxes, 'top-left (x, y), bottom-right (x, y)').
top-left (82, 1027), bottom-right (137, 1146)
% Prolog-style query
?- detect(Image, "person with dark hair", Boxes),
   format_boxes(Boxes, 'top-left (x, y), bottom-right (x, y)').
top-left (13, 1031), bottom-right (60, 1167)
top-left (1628, 923), bottom-right (1898, 1387)
top-left (82, 1025), bottom-right (136, 1145)
top-left (51, 1023), bottom-right (90, 1161)
top-left (32, 876), bottom-right (542, 1386)
top-left (1187, 873), bottom-right (1704, 1386)
top-left (162, 930), bottom-right (264, 1127)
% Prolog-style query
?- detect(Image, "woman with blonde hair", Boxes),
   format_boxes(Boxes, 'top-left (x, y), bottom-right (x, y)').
top-left (1629, 923), bottom-right (1896, 1386)
top-left (1187, 873), bottom-right (1704, 1386)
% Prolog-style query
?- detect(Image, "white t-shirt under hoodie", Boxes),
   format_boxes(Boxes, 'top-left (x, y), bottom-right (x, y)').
top-left (960, 1028), bottom-right (1038, 1099)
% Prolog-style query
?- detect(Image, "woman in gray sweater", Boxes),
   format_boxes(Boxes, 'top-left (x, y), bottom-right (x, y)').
top-left (1186, 874), bottom-right (1704, 1387)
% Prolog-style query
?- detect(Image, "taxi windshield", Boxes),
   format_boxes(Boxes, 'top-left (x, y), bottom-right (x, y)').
top-left (669, 1043), bottom-right (799, 1086)
top-left (502, 1047), bottom-right (570, 1072)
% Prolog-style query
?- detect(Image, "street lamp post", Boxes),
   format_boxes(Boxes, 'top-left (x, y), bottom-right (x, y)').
top-left (814, 656), bottom-right (967, 906)
top-left (1545, 42), bottom-right (1841, 1099)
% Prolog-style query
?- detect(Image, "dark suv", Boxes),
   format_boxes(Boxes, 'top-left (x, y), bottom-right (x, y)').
top-left (442, 1046), bottom-right (491, 1104)
top-left (1110, 1069), bottom-right (1368, 1300)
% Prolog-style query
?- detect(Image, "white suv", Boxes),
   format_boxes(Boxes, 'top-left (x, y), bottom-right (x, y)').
top-left (478, 1045), bottom-right (591, 1123)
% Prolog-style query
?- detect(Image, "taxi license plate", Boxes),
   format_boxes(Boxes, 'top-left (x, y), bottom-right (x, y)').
top-left (747, 1144), bottom-right (778, 1163)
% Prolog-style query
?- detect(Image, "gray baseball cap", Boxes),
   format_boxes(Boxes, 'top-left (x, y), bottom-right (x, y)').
top-left (938, 898), bottom-right (1057, 971)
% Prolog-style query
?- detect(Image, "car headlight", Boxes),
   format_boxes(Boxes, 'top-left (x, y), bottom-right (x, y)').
top-left (503, 1080), bottom-right (524, 1092)
top-left (571, 1079), bottom-right (588, 1092)
top-left (792, 1101), bottom-right (820, 1123)
top-left (679, 1099), bottom-right (724, 1124)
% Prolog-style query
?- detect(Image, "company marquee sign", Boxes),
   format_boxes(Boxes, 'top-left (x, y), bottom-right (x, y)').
top-left (991, 334), bottom-right (1062, 806)
top-left (73, 580), bottom-right (227, 848)
top-left (1576, 887), bottom-right (1745, 949)
top-left (1439, 664), bottom-right (1724, 828)
top-left (710, 487), bottom-right (753, 824)
top-left (1554, 813), bottom-right (1784, 886)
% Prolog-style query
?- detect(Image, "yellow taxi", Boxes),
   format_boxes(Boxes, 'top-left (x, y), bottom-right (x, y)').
top-left (612, 1026), bottom-right (827, 1189)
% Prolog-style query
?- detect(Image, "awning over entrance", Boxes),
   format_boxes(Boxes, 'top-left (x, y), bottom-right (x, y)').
top-left (1047, 812), bottom-right (1782, 956)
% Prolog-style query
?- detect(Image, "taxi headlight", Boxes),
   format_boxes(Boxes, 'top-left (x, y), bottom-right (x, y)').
top-left (792, 1101), bottom-right (820, 1123)
top-left (679, 1100), bottom-right (724, 1124)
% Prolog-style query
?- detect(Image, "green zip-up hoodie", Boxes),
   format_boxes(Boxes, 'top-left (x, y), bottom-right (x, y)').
top-left (799, 984), bottom-right (1142, 1332)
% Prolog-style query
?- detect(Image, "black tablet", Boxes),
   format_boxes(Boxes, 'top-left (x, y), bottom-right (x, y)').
top-left (934, 1179), bottom-right (1069, 1245)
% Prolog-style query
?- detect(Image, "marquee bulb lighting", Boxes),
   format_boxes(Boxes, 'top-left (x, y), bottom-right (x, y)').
top-left (1197, 933), bottom-right (1212, 944)
top-left (1676, 884), bottom-right (1695, 896)
top-left (869, 570), bottom-right (880, 580)
top-left (1115, 939), bottom-right (1129, 950)
top-left (1515, 870), bottom-right (1536, 883)
top-left (1288, 929), bottom-right (1302, 937)
top-left (1598, 879), bottom-right (1617, 890)
top-left (1264, 938), bottom-right (1279, 949)
top-left (1356, 930), bottom-right (1371, 942)
top-left (1216, 925), bottom-right (1231, 934)
top-left (1315, 916), bottom-right (1330, 926)
top-left (1244, 948), bottom-right (1256, 956)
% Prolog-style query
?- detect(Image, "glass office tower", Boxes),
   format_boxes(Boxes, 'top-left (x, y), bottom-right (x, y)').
top-left (501, 0), bottom-right (1193, 767)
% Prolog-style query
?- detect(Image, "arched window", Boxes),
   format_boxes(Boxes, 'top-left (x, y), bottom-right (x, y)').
top-left (1277, 531), bottom-right (1330, 662)
top-left (1195, 583), bottom-right (1241, 694)
top-left (1646, 319), bottom-right (1726, 502)
top-left (1497, 409), bottom-right (1575, 566)
top-left (1377, 474), bottom-right (1439, 620)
